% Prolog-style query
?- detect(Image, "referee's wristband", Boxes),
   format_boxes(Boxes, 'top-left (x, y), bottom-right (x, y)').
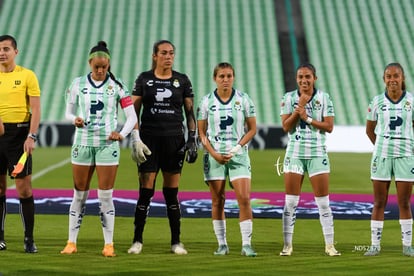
top-left (306, 117), bottom-right (313, 125)
top-left (27, 133), bottom-right (37, 142)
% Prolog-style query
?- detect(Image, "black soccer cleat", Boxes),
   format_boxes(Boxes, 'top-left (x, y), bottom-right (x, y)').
top-left (0, 240), bottom-right (7, 250)
top-left (24, 237), bottom-right (38, 253)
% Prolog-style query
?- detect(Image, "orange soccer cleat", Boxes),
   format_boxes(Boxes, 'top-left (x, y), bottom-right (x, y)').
top-left (102, 243), bottom-right (116, 257)
top-left (60, 241), bottom-right (77, 254)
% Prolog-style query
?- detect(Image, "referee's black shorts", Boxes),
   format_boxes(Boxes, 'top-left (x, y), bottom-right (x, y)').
top-left (138, 134), bottom-right (186, 174)
top-left (0, 122), bottom-right (32, 178)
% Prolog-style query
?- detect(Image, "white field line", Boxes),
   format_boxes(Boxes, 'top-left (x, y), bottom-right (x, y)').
top-left (9, 157), bottom-right (71, 189)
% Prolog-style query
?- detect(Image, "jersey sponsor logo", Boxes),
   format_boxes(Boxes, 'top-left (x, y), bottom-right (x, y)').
top-left (389, 116), bottom-right (403, 130)
top-left (90, 100), bottom-right (104, 114)
top-left (155, 88), bottom-right (172, 101)
top-left (15, 80), bottom-right (21, 85)
top-left (219, 115), bottom-right (234, 130)
top-left (150, 107), bottom-right (175, 114)
top-left (146, 80), bottom-right (154, 86)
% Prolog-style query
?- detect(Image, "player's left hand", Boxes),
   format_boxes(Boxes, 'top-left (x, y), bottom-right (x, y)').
top-left (185, 130), bottom-right (198, 163)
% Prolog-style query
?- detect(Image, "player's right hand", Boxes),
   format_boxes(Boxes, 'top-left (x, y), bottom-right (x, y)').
top-left (131, 130), bottom-right (152, 165)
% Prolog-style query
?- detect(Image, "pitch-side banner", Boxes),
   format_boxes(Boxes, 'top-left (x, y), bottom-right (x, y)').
top-left (5, 189), bottom-right (400, 220)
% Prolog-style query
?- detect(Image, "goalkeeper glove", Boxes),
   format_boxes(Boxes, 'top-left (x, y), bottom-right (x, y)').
top-left (185, 130), bottom-right (198, 163)
top-left (131, 129), bottom-right (152, 165)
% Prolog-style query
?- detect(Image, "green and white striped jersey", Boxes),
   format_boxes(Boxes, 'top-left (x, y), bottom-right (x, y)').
top-left (367, 91), bottom-right (414, 157)
top-left (197, 89), bottom-right (256, 154)
top-left (280, 89), bottom-right (335, 158)
top-left (66, 73), bottom-right (130, 147)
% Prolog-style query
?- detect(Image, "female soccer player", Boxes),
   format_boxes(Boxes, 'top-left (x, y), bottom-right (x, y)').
top-left (197, 62), bottom-right (257, 257)
top-left (279, 63), bottom-right (340, 256)
top-left (60, 41), bottom-right (136, 257)
top-left (364, 63), bottom-right (414, 256)
top-left (127, 40), bottom-right (197, 255)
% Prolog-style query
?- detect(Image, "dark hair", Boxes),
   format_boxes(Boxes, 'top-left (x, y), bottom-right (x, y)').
top-left (89, 41), bottom-right (123, 89)
top-left (296, 62), bottom-right (316, 77)
top-left (383, 62), bottom-right (406, 91)
top-left (213, 62), bottom-right (235, 78)
top-left (89, 40), bottom-right (110, 57)
top-left (0, 34), bottom-right (17, 49)
top-left (151, 40), bottom-right (175, 69)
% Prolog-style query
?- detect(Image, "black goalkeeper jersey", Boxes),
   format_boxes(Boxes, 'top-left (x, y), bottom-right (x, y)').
top-left (132, 70), bottom-right (194, 136)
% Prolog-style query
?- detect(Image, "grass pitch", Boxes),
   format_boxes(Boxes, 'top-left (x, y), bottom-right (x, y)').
top-left (0, 147), bottom-right (409, 275)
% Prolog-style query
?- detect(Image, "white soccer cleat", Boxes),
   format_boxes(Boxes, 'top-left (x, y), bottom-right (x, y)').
top-left (171, 243), bottom-right (188, 255)
top-left (214, 244), bottom-right (229, 256)
top-left (325, 244), bottom-right (341, 256)
top-left (280, 244), bottom-right (293, 256)
top-left (127, 242), bottom-right (143, 254)
top-left (364, 245), bottom-right (380, 256)
top-left (403, 245), bottom-right (414, 257)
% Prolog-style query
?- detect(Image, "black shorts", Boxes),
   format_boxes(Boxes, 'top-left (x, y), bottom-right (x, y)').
top-left (138, 134), bottom-right (185, 174)
top-left (0, 123), bottom-right (32, 178)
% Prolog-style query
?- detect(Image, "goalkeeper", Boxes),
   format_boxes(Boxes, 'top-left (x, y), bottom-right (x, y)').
top-left (128, 40), bottom-right (197, 255)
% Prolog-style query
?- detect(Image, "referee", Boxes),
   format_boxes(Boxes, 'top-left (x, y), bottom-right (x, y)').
top-left (0, 35), bottom-right (41, 253)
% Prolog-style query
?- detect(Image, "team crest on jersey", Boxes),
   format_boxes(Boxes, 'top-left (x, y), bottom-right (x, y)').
top-left (106, 85), bottom-right (115, 96)
top-left (234, 101), bottom-right (241, 111)
top-left (173, 79), bottom-right (180, 88)
top-left (404, 101), bottom-right (412, 112)
top-left (314, 100), bottom-right (322, 110)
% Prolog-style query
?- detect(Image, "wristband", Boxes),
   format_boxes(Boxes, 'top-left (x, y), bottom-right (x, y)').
top-left (28, 133), bottom-right (37, 142)
top-left (306, 117), bottom-right (313, 125)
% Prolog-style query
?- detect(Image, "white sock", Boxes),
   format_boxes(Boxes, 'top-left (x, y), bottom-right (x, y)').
top-left (282, 194), bottom-right (299, 246)
top-left (68, 189), bottom-right (89, 243)
top-left (98, 189), bottom-right (115, 245)
top-left (240, 219), bottom-right (253, 246)
top-left (213, 220), bottom-right (227, 246)
top-left (399, 219), bottom-right (413, 247)
top-left (370, 220), bottom-right (384, 246)
top-left (315, 196), bottom-right (334, 245)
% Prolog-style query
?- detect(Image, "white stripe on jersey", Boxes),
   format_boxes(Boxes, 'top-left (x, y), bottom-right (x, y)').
top-left (197, 89), bottom-right (256, 154)
top-left (65, 74), bottom-right (129, 147)
top-left (367, 91), bottom-right (414, 157)
top-left (280, 89), bottom-right (335, 158)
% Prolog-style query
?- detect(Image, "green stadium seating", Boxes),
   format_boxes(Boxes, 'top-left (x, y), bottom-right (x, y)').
top-left (301, 0), bottom-right (414, 125)
top-left (0, 0), bottom-right (285, 124)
